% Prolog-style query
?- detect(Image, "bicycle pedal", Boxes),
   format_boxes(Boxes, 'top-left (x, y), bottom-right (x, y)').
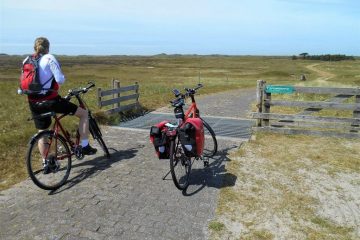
top-left (203, 160), bottom-right (209, 167)
top-left (74, 145), bottom-right (84, 160)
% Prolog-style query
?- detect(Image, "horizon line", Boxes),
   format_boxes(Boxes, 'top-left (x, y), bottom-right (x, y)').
top-left (1, 53), bottom-right (359, 58)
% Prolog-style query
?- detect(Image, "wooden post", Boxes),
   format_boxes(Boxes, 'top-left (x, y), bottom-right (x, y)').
top-left (135, 82), bottom-right (139, 101)
top-left (351, 95), bottom-right (360, 132)
top-left (113, 79), bottom-right (120, 111)
top-left (112, 78), bottom-right (115, 109)
top-left (264, 90), bottom-right (271, 127)
top-left (135, 82), bottom-right (140, 111)
top-left (97, 87), bottom-right (102, 108)
top-left (256, 80), bottom-right (266, 127)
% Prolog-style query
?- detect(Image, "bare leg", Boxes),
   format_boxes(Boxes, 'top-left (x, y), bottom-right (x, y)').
top-left (38, 131), bottom-right (49, 159)
top-left (74, 107), bottom-right (97, 154)
top-left (74, 107), bottom-right (89, 141)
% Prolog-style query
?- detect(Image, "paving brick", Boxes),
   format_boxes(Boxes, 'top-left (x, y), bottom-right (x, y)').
top-left (0, 89), bottom-right (251, 239)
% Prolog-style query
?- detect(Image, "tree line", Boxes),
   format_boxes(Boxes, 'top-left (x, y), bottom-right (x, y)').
top-left (292, 53), bottom-right (355, 61)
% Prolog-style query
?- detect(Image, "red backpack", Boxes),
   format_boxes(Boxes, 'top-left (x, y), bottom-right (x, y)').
top-left (19, 55), bottom-right (44, 95)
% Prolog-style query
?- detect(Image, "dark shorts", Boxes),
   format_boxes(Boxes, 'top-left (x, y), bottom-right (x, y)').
top-left (29, 96), bottom-right (78, 130)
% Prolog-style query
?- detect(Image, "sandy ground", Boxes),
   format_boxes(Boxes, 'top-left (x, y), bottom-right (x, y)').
top-left (209, 65), bottom-right (360, 239)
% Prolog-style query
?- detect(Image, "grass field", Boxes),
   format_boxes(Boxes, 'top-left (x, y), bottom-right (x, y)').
top-left (1, 55), bottom-right (360, 239)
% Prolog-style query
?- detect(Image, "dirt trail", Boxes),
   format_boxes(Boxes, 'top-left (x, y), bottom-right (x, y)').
top-left (306, 63), bottom-right (336, 83)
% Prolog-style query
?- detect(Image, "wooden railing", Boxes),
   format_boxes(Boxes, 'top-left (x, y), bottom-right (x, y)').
top-left (97, 79), bottom-right (140, 114)
top-left (252, 80), bottom-right (360, 138)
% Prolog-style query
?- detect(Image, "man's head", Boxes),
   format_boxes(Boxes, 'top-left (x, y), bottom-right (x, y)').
top-left (34, 37), bottom-right (50, 55)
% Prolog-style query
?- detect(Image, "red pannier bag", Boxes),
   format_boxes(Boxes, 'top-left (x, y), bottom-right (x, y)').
top-left (150, 121), bottom-right (170, 159)
top-left (178, 118), bottom-right (204, 157)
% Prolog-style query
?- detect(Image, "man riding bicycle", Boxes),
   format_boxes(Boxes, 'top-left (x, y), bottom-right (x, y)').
top-left (24, 37), bottom-right (97, 172)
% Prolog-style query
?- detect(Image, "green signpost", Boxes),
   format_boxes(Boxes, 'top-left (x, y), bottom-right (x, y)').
top-left (265, 85), bottom-right (295, 94)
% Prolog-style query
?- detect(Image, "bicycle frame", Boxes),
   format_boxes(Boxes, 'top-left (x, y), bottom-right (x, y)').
top-left (54, 93), bottom-right (89, 149)
top-left (184, 94), bottom-right (199, 120)
top-left (43, 93), bottom-right (89, 160)
top-left (54, 114), bottom-right (80, 149)
top-left (36, 113), bottom-right (78, 162)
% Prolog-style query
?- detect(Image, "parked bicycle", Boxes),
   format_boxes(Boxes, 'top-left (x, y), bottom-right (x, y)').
top-left (150, 84), bottom-right (217, 190)
top-left (26, 82), bottom-right (110, 190)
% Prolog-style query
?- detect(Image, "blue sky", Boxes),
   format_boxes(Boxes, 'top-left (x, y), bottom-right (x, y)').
top-left (1, 0), bottom-right (359, 55)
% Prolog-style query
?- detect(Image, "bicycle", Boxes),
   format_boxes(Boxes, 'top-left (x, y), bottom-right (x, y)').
top-left (26, 82), bottom-right (110, 190)
top-left (165, 84), bottom-right (217, 190)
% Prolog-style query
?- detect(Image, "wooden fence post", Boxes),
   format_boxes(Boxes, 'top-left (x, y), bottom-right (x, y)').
top-left (256, 80), bottom-right (266, 126)
top-left (112, 79), bottom-right (120, 110)
top-left (351, 95), bottom-right (360, 132)
top-left (135, 82), bottom-right (140, 111)
top-left (112, 78), bottom-right (115, 109)
top-left (97, 87), bottom-right (102, 108)
top-left (264, 88), bottom-right (271, 127)
top-left (135, 82), bottom-right (139, 101)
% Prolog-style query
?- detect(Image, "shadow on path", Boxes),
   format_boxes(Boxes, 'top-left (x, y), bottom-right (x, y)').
top-left (180, 144), bottom-right (240, 196)
top-left (49, 146), bottom-right (143, 195)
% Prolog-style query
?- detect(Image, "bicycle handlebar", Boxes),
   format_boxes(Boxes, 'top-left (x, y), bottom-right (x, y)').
top-left (64, 82), bottom-right (95, 100)
top-left (170, 83), bottom-right (203, 106)
top-left (176, 83), bottom-right (203, 97)
top-left (184, 83), bottom-right (203, 95)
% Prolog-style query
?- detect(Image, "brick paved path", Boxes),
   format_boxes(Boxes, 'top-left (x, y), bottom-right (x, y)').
top-left (0, 89), bottom-right (255, 240)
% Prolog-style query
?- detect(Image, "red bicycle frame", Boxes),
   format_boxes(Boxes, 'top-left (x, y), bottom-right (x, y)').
top-left (46, 90), bottom-right (89, 160)
top-left (184, 94), bottom-right (200, 120)
top-left (41, 113), bottom-right (80, 161)
top-left (53, 114), bottom-right (80, 149)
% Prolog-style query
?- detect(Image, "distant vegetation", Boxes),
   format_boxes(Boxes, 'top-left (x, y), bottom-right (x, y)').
top-left (292, 53), bottom-right (355, 61)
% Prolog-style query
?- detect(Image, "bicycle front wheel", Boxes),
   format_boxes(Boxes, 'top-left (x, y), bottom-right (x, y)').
top-left (170, 138), bottom-right (192, 190)
top-left (201, 118), bottom-right (218, 157)
top-left (89, 115), bottom-right (110, 159)
top-left (26, 130), bottom-right (71, 190)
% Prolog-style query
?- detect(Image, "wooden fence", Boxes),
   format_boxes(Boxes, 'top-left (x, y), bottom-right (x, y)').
top-left (97, 79), bottom-right (140, 114)
top-left (252, 80), bottom-right (360, 138)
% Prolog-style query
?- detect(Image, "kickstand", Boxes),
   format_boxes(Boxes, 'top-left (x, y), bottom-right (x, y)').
top-left (162, 169), bottom-right (171, 180)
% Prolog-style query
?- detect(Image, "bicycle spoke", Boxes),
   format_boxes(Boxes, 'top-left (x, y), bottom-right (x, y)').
top-left (27, 131), bottom-right (71, 190)
top-left (170, 139), bottom-right (191, 190)
top-left (202, 118), bottom-right (218, 157)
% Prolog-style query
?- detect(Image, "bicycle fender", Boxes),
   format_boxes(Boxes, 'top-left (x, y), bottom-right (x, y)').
top-left (29, 130), bottom-right (54, 145)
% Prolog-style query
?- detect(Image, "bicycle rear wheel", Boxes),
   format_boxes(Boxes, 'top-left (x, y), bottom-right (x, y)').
top-left (26, 130), bottom-right (71, 190)
top-left (201, 118), bottom-right (218, 157)
top-left (89, 114), bottom-right (110, 159)
top-left (170, 138), bottom-right (192, 190)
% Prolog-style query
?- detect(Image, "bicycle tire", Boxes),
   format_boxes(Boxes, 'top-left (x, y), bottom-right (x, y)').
top-left (26, 130), bottom-right (71, 190)
top-left (89, 115), bottom-right (110, 159)
top-left (201, 118), bottom-right (218, 157)
top-left (169, 138), bottom-right (191, 190)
